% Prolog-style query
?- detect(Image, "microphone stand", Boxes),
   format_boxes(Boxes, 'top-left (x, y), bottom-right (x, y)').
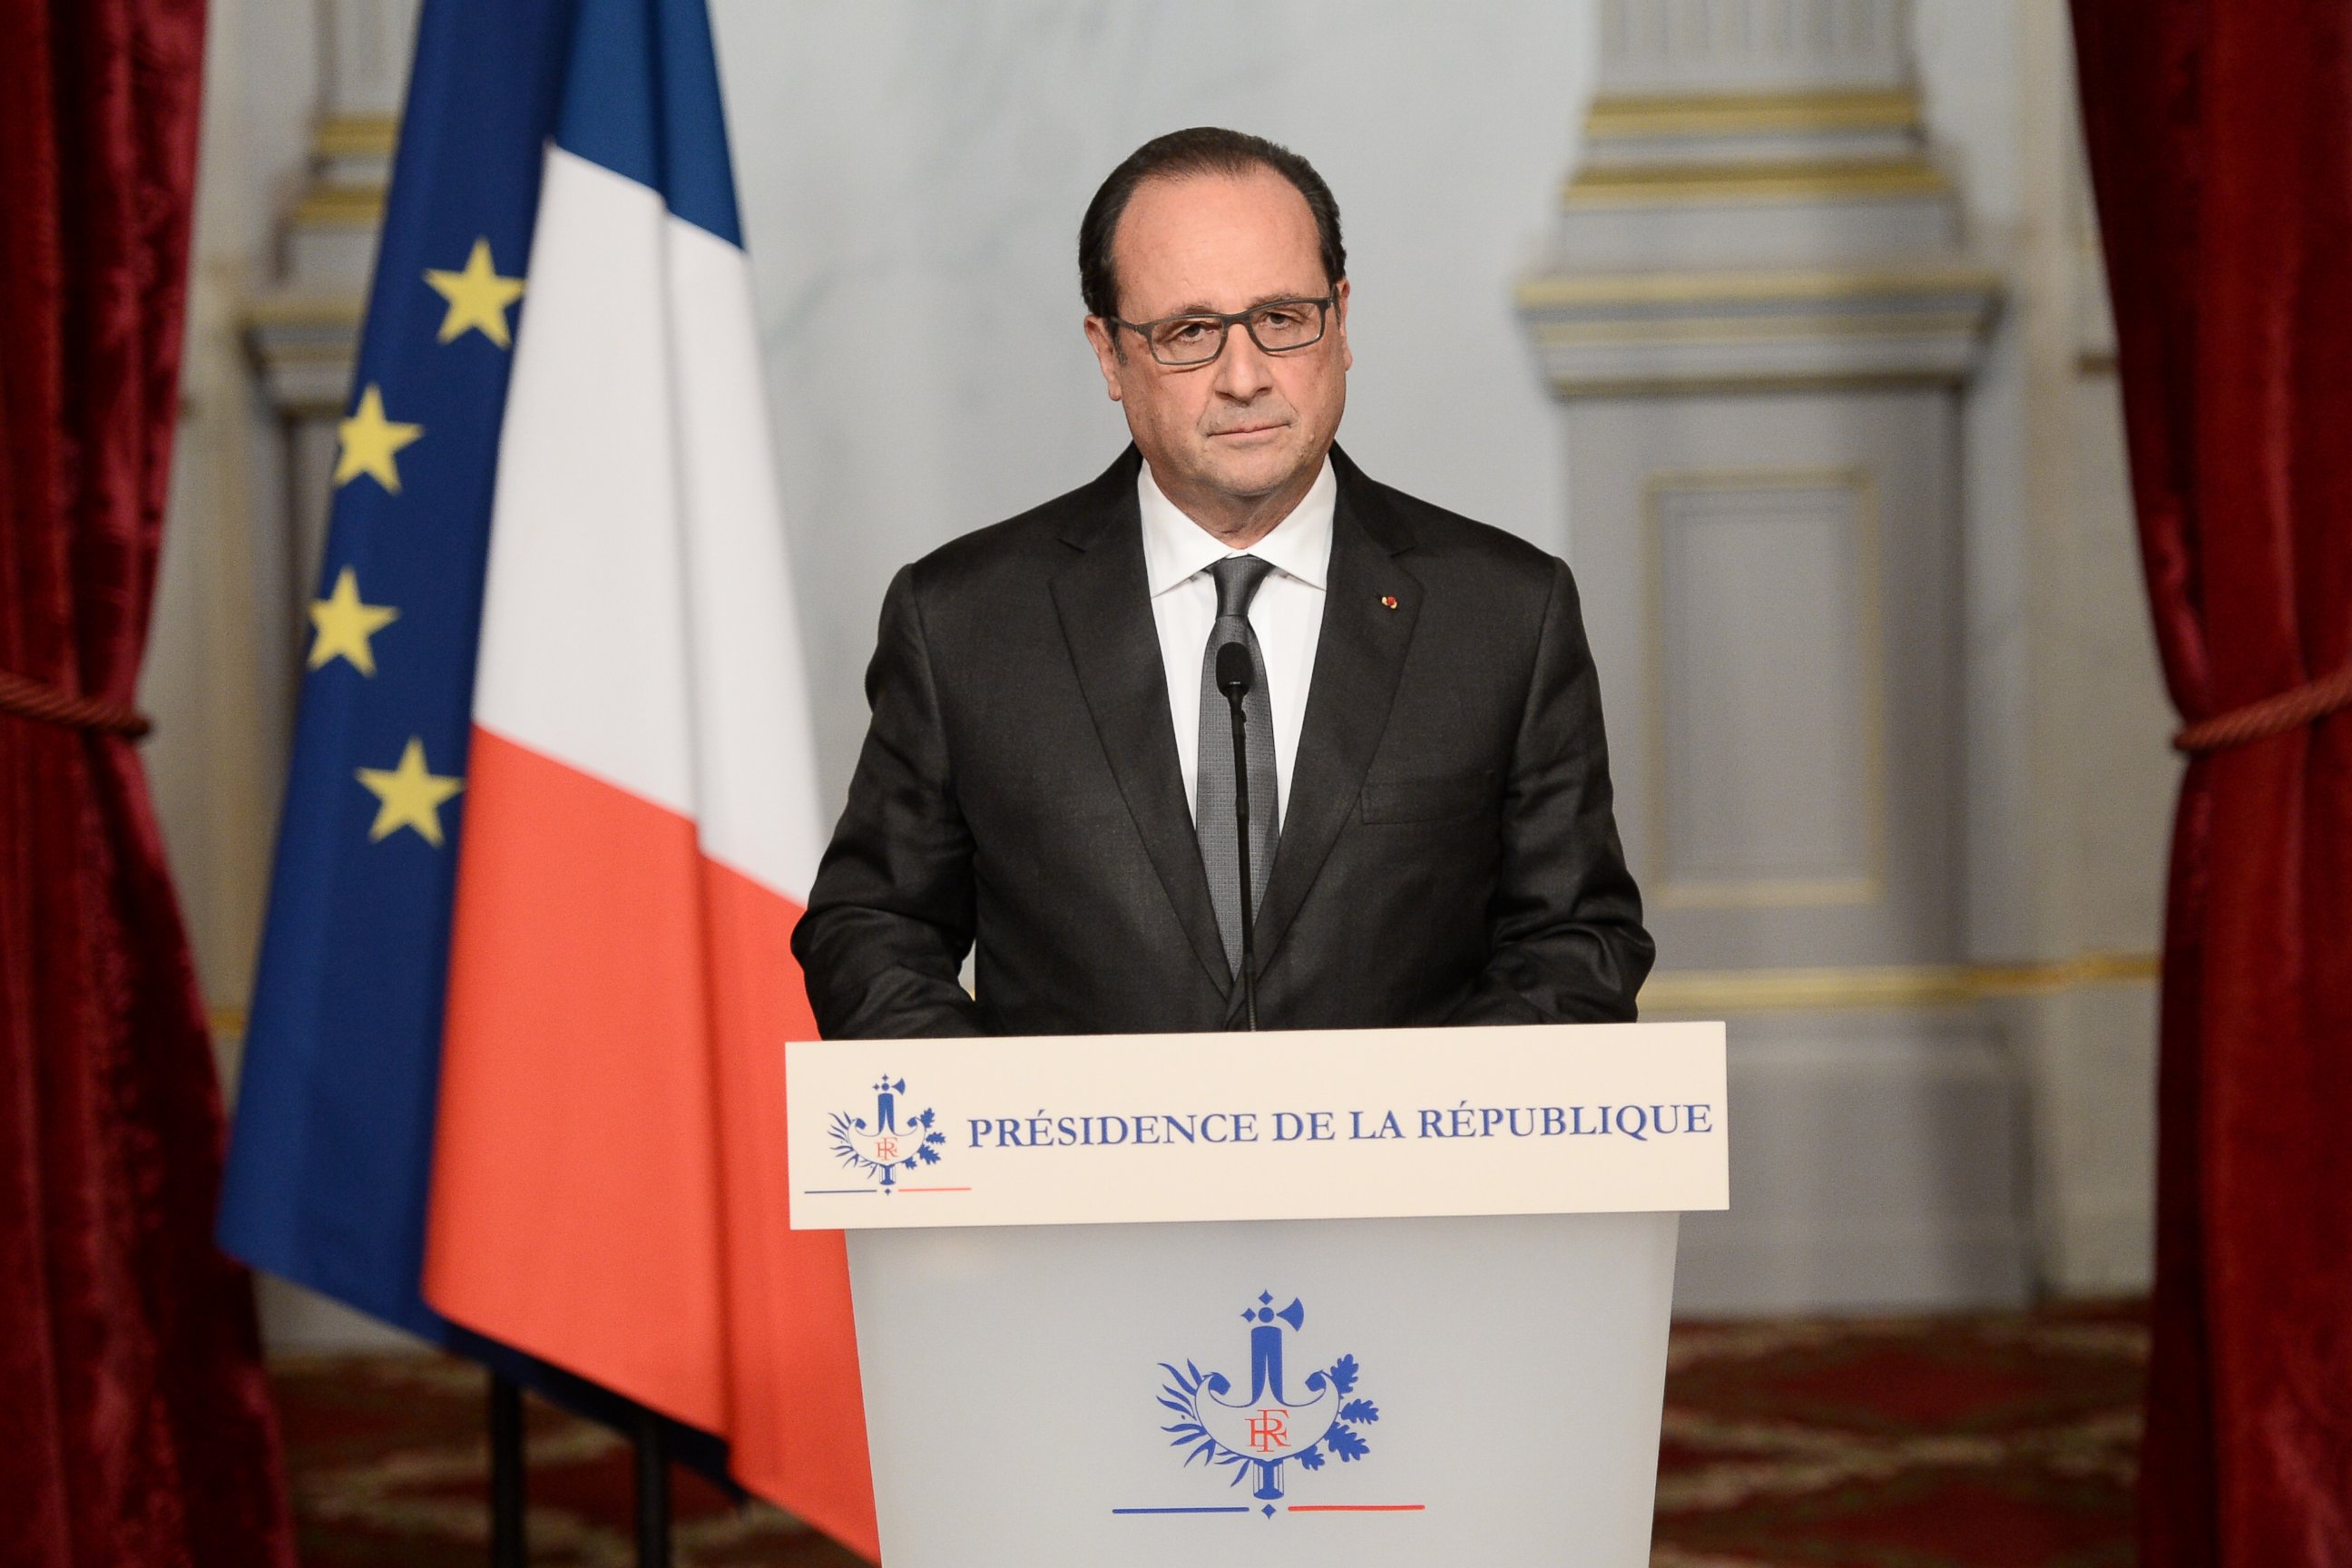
top-left (1216, 641), bottom-right (1259, 1032)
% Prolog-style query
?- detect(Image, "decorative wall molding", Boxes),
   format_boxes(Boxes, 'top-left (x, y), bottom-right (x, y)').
top-left (243, 10), bottom-right (410, 600)
top-left (1586, 84), bottom-right (1920, 140)
top-left (1521, 266), bottom-right (1996, 395)
top-left (1598, 0), bottom-right (1912, 94)
top-left (1526, 303), bottom-right (1995, 394)
top-left (326, 0), bottom-right (421, 117)
top-left (246, 2), bottom-right (413, 420)
top-left (1521, 0), bottom-right (2025, 1308)
top-left (1644, 466), bottom-right (1887, 909)
top-left (1564, 157), bottom-right (1946, 206)
top-left (245, 294), bottom-right (368, 417)
top-left (1640, 952), bottom-right (2159, 1015)
top-left (1525, 0), bottom-right (1995, 393)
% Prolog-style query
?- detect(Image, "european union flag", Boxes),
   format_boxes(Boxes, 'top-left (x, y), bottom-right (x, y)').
top-left (217, 0), bottom-right (722, 1461)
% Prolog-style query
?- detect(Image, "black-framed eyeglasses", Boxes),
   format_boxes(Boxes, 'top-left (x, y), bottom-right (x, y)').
top-left (1107, 295), bottom-right (1337, 368)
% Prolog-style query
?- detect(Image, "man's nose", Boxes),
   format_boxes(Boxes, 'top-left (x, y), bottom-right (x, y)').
top-left (1211, 324), bottom-right (1277, 399)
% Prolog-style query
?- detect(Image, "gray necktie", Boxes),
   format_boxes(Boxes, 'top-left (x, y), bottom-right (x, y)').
top-left (1196, 555), bottom-right (1279, 977)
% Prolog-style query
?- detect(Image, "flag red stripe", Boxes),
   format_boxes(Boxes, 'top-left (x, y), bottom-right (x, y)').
top-left (428, 727), bottom-right (877, 1552)
top-left (427, 726), bottom-right (730, 1426)
top-left (701, 857), bottom-right (878, 1556)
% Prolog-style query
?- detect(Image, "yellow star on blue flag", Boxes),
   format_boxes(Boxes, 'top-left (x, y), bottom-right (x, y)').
top-left (356, 737), bottom-right (464, 846)
top-left (425, 238), bottom-right (527, 347)
top-left (335, 385), bottom-right (425, 493)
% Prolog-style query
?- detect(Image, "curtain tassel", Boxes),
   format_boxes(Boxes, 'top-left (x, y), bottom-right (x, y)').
top-left (0, 668), bottom-right (152, 738)
top-left (2174, 662), bottom-right (2352, 753)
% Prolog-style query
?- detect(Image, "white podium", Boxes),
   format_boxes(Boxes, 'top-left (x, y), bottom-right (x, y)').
top-left (788, 1022), bottom-right (1728, 1566)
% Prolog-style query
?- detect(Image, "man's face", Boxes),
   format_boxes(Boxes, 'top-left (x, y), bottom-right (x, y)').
top-left (1084, 169), bottom-right (1350, 512)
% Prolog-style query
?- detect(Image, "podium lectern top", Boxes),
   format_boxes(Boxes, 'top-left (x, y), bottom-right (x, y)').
top-left (789, 1022), bottom-right (1726, 1567)
top-left (848, 1210), bottom-right (1681, 1566)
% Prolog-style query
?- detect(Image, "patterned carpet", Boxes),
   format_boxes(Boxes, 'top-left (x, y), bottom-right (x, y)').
top-left (1650, 1307), bottom-right (2141, 1568)
top-left (270, 1303), bottom-right (2142, 1566)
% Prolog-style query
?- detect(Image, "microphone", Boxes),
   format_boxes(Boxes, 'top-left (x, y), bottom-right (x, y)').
top-left (1215, 641), bottom-right (1259, 1032)
top-left (1215, 640), bottom-right (1253, 700)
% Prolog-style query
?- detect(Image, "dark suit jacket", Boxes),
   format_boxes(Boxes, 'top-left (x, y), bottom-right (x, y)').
top-left (792, 445), bottom-right (1653, 1036)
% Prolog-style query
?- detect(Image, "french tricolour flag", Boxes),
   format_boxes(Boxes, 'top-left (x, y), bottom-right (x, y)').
top-left (422, 0), bottom-right (875, 1552)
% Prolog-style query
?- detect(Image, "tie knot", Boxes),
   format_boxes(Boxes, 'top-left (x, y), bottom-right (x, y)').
top-left (1210, 554), bottom-right (1276, 620)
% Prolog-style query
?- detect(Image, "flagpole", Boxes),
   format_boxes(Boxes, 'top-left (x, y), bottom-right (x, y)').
top-left (634, 1410), bottom-right (671, 1568)
top-left (489, 1373), bottom-right (525, 1568)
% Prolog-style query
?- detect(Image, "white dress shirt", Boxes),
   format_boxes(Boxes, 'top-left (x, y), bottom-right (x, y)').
top-left (1139, 456), bottom-right (1335, 824)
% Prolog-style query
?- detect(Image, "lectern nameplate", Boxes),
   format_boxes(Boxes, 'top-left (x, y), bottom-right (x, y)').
top-left (787, 1020), bottom-right (1726, 1229)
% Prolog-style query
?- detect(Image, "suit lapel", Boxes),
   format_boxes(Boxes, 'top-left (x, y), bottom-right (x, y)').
top-left (1249, 453), bottom-right (1421, 985)
top-left (1050, 454), bottom-right (1234, 998)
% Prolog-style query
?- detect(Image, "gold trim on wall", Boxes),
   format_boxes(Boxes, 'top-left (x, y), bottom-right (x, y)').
top-left (313, 113), bottom-right (399, 161)
top-left (1532, 310), bottom-right (1991, 347)
top-left (244, 296), bottom-right (368, 329)
top-left (292, 184), bottom-right (387, 228)
top-left (1517, 266), bottom-right (2004, 311)
top-left (1640, 952), bottom-right (2161, 1014)
top-left (247, 342), bottom-right (368, 368)
top-left (1563, 159), bottom-right (1945, 208)
top-left (1642, 466), bottom-right (1888, 912)
top-left (1546, 369), bottom-right (1970, 397)
top-left (1585, 88), bottom-right (1922, 141)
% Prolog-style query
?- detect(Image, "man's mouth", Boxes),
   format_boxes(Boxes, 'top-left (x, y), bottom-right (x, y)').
top-left (1210, 422), bottom-right (1286, 438)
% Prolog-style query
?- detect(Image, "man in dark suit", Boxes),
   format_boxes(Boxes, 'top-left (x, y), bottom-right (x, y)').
top-left (792, 127), bottom-right (1651, 1037)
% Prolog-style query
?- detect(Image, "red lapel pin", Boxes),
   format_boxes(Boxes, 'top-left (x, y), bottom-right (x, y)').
top-left (1379, 595), bottom-right (1399, 610)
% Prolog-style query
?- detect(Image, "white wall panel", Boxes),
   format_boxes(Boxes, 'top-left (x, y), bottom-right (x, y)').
top-left (708, 0), bottom-right (1598, 808)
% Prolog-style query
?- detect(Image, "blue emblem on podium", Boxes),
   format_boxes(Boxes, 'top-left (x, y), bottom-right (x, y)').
top-left (1156, 1293), bottom-right (1381, 1515)
top-left (828, 1074), bottom-right (946, 1192)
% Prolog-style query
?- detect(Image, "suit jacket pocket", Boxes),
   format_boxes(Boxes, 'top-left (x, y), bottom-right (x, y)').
top-left (1359, 769), bottom-right (1498, 825)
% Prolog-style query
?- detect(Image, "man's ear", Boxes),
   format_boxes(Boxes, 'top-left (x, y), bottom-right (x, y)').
top-left (1333, 278), bottom-right (1353, 373)
top-left (1083, 316), bottom-right (1127, 404)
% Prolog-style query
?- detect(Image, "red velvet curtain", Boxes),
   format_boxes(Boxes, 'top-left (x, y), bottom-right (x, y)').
top-left (2072, 3), bottom-right (2352, 1563)
top-left (0, 0), bottom-right (296, 1563)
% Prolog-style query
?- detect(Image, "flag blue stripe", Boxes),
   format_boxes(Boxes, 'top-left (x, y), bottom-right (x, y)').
top-left (220, 0), bottom-right (575, 1339)
top-left (219, 0), bottom-right (743, 1481)
top-left (554, 0), bottom-right (745, 246)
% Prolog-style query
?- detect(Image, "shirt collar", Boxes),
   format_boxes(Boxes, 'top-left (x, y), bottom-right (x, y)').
top-left (1138, 455), bottom-right (1337, 599)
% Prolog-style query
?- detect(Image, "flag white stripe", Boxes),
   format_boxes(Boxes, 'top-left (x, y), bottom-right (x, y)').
top-left (476, 143), bottom-right (825, 901)
top-left (476, 147), bottom-right (697, 819)
top-left (666, 211), bottom-right (827, 899)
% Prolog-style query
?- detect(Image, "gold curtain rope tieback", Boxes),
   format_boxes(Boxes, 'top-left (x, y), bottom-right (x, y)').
top-left (2173, 663), bottom-right (2352, 754)
top-left (0, 669), bottom-right (152, 739)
